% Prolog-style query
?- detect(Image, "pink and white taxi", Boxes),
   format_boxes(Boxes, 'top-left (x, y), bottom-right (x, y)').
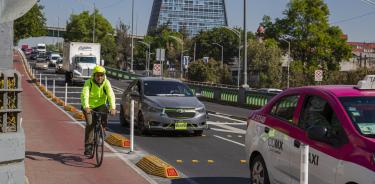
top-left (245, 75), bottom-right (375, 184)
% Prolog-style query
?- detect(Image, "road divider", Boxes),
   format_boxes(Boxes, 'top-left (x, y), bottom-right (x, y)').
top-left (136, 155), bottom-right (179, 178)
top-left (105, 133), bottom-right (130, 148)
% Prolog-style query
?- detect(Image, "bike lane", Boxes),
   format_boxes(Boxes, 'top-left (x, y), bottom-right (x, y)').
top-left (14, 55), bottom-right (151, 184)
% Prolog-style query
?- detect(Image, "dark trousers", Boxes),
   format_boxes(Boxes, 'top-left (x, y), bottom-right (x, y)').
top-left (82, 105), bottom-right (108, 146)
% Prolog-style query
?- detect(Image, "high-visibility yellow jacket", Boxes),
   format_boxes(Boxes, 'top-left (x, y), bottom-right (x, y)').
top-left (80, 77), bottom-right (116, 110)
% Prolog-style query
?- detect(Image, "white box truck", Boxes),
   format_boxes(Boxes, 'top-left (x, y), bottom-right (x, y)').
top-left (63, 42), bottom-right (102, 83)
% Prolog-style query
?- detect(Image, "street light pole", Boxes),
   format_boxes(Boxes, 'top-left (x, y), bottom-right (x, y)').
top-left (243, 0), bottom-right (249, 88)
top-left (138, 41), bottom-right (151, 76)
top-left (280, 38), bottom-right (291, 88)
top-left (93, 3), bottom-right (95, 43)
top-left (213, 43), bottom-right (223, 69)
top-left (169, 35), bottom-right (184, 79)
top-left (130, 0), bottom-right (134, 73)
top-left (223, 26), bottom-right (241, 88)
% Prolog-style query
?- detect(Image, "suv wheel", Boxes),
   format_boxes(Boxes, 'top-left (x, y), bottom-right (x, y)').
top-left (138, 113), bottom-right (150, 136)
top-left (250, 155), bottom-right (270, 184)
top-left (119, 105), bottom-right (128, 127)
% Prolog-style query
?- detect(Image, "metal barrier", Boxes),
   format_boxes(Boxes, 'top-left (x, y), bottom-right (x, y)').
top-left (105, 67), bottom-right (141, 80)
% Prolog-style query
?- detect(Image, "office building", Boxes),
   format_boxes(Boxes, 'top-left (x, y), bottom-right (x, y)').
top-left (148, 0), bottom-right (228, 36)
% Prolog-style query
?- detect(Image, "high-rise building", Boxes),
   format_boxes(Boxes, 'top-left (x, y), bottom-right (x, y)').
top-left (148, 0), bottom-right (228, 36)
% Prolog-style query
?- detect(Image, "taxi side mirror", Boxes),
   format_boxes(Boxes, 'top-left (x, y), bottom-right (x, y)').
top-left (307, 125), bottom-right (329, 143)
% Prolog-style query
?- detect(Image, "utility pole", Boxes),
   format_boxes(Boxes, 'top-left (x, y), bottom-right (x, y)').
top-left (242, 0), bottom-right (249, 88)
top-left (130, 0), bottom-right (135, 73)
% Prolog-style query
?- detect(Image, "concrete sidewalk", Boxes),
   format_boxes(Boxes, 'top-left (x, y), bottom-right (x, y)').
top-left (14, 54), bottom-right (151, 184)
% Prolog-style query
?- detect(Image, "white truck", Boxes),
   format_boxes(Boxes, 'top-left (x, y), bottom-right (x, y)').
top-left (36, 43), bottom-right (46, 53)
top-left (63, 42), bottom-right (102, 83)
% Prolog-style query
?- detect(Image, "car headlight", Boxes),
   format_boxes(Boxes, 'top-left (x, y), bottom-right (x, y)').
top-left (196, 107), bottom-right (206, 113)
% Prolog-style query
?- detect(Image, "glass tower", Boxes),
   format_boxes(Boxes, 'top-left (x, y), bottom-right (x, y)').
top-left (148, 0), bottom-right (228, 36)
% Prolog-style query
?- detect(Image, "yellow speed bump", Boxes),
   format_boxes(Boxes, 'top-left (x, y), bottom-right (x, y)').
top-left (136, 155), bottom-right (179, 178)
top-left (73, 112), bottom-right (85, 121)
top-left (240, 160), bottom-right (247, 164)
top-left (105, 133), bottom-right (130, 148)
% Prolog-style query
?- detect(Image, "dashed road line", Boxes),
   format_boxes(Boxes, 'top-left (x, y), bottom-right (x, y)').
top-left (213, 135), bottom-right (245, 147)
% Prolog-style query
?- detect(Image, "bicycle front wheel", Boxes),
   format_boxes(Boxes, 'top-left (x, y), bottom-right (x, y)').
top-left (95, 126), bottom-right (104, 167)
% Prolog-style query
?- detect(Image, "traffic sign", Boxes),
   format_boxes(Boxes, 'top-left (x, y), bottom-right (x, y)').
top-left (156, 48), bottom-right (165, 61)
top-left (315, 70), bottom-right (323, 82)
top-left (153, 64), bottom-right (161, 75)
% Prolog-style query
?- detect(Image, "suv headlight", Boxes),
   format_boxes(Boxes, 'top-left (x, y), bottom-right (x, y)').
top-left (196, 107), bottom-right (206, 113)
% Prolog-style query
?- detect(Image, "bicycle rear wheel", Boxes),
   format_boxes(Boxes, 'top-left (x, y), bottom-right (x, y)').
top-left (95, 126), bottom-right (104, 167)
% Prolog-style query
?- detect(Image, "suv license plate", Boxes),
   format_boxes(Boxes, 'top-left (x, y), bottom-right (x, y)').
top-left (175, 122), bottom-right (187, 130)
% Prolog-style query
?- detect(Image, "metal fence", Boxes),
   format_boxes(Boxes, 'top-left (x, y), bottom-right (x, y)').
top-left (104, 67), bottom-right (278, 108)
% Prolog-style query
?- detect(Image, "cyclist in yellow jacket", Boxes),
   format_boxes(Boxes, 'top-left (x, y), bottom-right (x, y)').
top-left (81, 66), bottom-right (116, 155)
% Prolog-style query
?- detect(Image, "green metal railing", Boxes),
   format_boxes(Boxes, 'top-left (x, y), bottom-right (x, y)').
top-left (105, 67), bottom-right (140, 80)
top-left (221, 92), bottom-right (238, 103)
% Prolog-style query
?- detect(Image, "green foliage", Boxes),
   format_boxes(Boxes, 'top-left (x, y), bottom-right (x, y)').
top-left (64, 9), bottom-right (116, 66)
top-left (193, 27), bottom-right (255, 64)
top-left (187, 59), bottom-right (232, 83)
top-left (14, 4), bottom-right (47, 44)
top-left (261, 0), bottom-right (352, 84)
top-left (115, 21), bottom-right (131, 69)
top-left (248, 39), bottom-right (283, 88)
top-left (46, 43), bottom-right (62, 53)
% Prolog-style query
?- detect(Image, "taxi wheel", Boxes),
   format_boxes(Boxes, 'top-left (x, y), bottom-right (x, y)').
top-left (119, 105), bottom-right (128, 127)
top-left (250, 155), bottom-right (270, 184)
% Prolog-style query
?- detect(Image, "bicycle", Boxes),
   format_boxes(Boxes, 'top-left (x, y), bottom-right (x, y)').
top-left (87, 110), bottom-right (108, 167)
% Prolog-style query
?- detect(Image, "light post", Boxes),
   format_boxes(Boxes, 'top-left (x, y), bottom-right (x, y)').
top-left (280, 38), bottom-right (291, 88)
top-left (212, 43), bottom-right (223, 69)
top-left (223, 26), bottom-right (241, 88)
top-left (243, 0), bottom-right (248, 88)
top-left (130, 0), bottom-right (134, 73)
top-left (169, 35), bottom-right (184, 79)
top-left (138, 41), bottom-right (151, 76)
top-left (93, 3), bottom-right (96, 42)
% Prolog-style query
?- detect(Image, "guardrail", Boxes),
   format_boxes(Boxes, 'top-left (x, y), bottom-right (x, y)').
top-left (103, 67), bottom-right (279, 108)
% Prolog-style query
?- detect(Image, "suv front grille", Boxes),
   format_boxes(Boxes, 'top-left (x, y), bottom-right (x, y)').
top-left (164, 108), bottom-right (196, 119)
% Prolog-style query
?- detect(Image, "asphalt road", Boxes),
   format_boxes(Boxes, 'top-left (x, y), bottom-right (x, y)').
top-left (29, 60), bottom-right (252, 184)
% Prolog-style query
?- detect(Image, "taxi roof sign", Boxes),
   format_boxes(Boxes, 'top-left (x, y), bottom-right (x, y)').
top-left (356, 75), bottom-right (375, 89)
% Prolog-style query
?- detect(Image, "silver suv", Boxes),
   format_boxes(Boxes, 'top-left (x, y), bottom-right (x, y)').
top-left (120, 77), bottom-right (207, 135)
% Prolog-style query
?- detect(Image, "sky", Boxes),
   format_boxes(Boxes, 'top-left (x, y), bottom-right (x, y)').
top-left (20, 0), bottom-right (375, 46)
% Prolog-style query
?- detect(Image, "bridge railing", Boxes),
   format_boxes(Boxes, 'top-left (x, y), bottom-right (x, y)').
top-left (103, 67), bottom-right (279, 109)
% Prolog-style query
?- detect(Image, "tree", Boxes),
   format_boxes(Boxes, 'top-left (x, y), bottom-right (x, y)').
top-left (14, 4), bottom-right (47, 44)
top-left (261, 0), bottom-right (352, 84)
top-left (64, 9), bottom-right (116, 66)
top-left (248, 39), bottom-right (283, 88)
top-left (115, 21), bottom-right (131, 69)
top-left (193, 27), bottom-right (254, 64)
top-left (187, 59), bottom-right (232, 83)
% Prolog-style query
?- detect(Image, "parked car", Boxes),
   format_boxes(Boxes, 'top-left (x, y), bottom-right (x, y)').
top-left (55, 58), bottom-right (64, 73)
top-left (120, 77), bottom-right (208, 135)
top-left (245, 75), bottom-right (375, 184)
top-left (35, 60), bottom-right (48, 70)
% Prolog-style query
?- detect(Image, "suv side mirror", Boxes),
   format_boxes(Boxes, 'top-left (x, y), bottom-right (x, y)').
top-left (307, 125), bottom-right (329, 143)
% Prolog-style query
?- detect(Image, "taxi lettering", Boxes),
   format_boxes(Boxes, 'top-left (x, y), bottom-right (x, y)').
top-left (309, 153), bottom-right (319, 166)
top-left (252, 114), bottom-right (266, 124)
top-left (268, 138), bottom-right (283, 151)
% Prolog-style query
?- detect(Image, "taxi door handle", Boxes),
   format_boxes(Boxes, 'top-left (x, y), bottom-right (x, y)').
top-left (294, 140), bottom-right (301, 148)
top-left (264, 127), bottom-right (270, 133)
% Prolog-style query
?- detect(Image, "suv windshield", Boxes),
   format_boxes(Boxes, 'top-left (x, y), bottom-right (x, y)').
top-left (340, 97), bottom-right (375, 138)
top-left (143, 81), bottom-right (193, 97)
top-left (76, 56), bottom-right (96, 64)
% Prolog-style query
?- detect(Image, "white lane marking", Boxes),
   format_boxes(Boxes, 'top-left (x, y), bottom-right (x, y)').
top-left (227, 135), bottom-right (232, 138)
top-left (238, 135), bottom-right (243, 138)
top-left (207, 122), bottom-right (246, 125)
top-left (112, 86), bottom-right (125, 92)
top-left (208, 121), bottom-right (246, 134)
top-left (208, 113), bottom-right (246, 123)
top-left (213, 135), bottom-right (245, 147)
